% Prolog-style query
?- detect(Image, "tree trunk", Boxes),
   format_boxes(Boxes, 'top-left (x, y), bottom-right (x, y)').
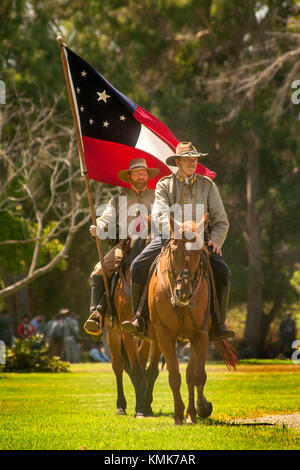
top-left (2, 273), bottom-right (30, 334)
top-left (258, 296), bottom-right (283, 357)
top-left (243, 132), bottom-right (263, 356)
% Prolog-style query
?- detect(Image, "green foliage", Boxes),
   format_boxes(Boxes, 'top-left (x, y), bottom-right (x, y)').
top-left (0, 212), bottom-right (67, 274)
top-left (2, 336), bottom-right (70, 373)
top-left (29, 222), bottom-right (67, 271)
top-left (0, 211), bottom-right (33, 273)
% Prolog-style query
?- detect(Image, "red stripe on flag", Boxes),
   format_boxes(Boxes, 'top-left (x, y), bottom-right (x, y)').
top-left (82, 136), bottom-right (172, 189)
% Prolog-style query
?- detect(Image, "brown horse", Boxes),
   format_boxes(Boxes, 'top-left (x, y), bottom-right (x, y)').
top-left (105, 240), bottom-right (161, 417)
top-left (148, 216), bottom-right (237, 425)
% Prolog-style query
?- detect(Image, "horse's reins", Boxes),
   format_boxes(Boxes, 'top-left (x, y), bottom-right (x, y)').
top-left (156, 237), bottom-right (212, 334)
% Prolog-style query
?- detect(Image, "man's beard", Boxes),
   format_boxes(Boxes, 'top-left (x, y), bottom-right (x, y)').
top-left (132, 179), bottom-right (147, 190)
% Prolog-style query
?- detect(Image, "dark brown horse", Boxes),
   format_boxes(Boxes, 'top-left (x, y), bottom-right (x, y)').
top-left (148, 216), bottom-right (237, 425)
top-left (105, 240), bottom-right (161, 417)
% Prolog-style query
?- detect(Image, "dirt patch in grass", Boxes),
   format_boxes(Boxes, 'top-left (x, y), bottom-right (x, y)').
top-left (233, 414), bottom-right (300, 431)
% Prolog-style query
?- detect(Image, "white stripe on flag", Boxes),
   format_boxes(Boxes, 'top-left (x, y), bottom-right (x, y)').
top-left (135, 124), bottom-right (176, 173)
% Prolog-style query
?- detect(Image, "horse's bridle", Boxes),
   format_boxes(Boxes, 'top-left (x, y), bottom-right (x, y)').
top-left (165, 237), bottom-right (203, 308)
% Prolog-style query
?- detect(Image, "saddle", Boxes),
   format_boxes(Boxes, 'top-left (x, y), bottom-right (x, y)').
top-left (109, 238), bottom-right (148, 319)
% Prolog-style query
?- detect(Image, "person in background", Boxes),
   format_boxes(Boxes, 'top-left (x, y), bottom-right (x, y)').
top-left (0, 310), bottom-right (14, 348)
top-left (31, 315), bottom-right (45, 335)
top-left (17, 315), bottom-right (36, 339)
top-left (278, 312), bottom-right (297, 357)
top-left (60, 308), bottom-right (81, 363)
top-left (69, 312), bottom-right (81, 363)
top-left (47, 311), bottom-right (64, 358)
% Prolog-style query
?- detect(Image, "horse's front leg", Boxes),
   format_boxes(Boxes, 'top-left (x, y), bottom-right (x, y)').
top-left (106, 324), bottom-right (127, 415)
top-left (122, 331), bottom-right (146, 417)
top-left (193, 333), bottom-right (213, 419)
top-left (186, 348), bottom-right (197, 424)
top-left (154, 318), bottom-right (185, 425)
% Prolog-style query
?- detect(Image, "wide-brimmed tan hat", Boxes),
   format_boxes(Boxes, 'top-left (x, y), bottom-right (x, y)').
top-left (118, 158), bottom-right (159, 183)
top-left (58, 308), bottom-right (70, 316)
top-left (166, 142), bottom-right (208, 167)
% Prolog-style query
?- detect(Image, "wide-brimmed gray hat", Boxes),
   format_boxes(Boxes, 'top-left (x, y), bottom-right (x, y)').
top-left (118, 158), bottom-right (159, 183)
top-left (166, 142), bottom-right (208, 167)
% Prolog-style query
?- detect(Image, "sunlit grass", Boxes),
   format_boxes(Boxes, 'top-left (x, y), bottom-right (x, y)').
top-left (0, 362), bottom-right (299, 450)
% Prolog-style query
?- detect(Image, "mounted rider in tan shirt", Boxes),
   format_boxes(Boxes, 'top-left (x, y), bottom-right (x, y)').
top-left (84, 158), bottom-right (159, 336)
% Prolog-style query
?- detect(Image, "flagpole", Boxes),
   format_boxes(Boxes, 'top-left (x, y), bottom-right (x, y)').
top-left (56, 35), bottom-right (113, 321)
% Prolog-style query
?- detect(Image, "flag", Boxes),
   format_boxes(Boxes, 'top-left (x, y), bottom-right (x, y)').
top-left (64, 47), bottom-right (216, 188)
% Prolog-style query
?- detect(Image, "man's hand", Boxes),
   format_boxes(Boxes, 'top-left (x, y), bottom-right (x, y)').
top-left (89, 225), bottom-right (97, 237)
top-left (207, 240), bottom-right (222, 256)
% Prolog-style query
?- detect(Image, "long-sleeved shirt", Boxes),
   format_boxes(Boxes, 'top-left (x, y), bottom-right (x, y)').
top-left (152, 172), bottom-right (229, 248)
top-left (96, 186), bottom-right (155, 240)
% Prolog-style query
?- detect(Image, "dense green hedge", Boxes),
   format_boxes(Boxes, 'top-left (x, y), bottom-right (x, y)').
top-left (1, 336), bottom-right (70, 373)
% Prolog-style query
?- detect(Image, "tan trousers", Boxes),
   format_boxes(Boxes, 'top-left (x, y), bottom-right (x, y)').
top-left (91, 241), bottom-right (124, 279)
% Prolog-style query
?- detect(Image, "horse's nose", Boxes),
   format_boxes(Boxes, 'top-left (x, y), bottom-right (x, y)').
top-left (175, 288), bottom-right (181, 298)
top-left (176, 288), bottom-right (192, 302)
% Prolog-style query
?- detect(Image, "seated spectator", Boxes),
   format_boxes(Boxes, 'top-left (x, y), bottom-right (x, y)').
top-left (89, 343), bottom-right (111, 363)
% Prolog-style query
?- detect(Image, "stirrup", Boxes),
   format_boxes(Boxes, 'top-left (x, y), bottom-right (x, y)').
top-left (84, 308), bottom-right (103, 336)
top-left (122, 316), bottom-right (146, 338)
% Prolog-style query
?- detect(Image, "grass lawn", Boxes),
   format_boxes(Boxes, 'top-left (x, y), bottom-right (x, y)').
top-left (0, 361), bottom-right (299, 450)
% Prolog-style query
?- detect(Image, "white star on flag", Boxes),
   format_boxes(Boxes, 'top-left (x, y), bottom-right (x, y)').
top-left (76, 87), bottom-right (80, 93)
top-left (80, 106), bottom-right (84, 112)
top-left (89, 118), bottom-right (94, 125)
top-left (97, 90), bottom-right (111, 103)
top-left (120, 115), bottom-right (126, 121)
top-left (103, 121), bottom-right (110, 127)
top-left (81, 70), bottom-right (87, 77)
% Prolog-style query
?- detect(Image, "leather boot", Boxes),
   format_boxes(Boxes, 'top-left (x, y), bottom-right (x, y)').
top-left (121, 282), bottom-right (145, 336)
top-left (210, 284), bottom-right (234, 342)
top-left (84, 275), bottom-right (106, 336)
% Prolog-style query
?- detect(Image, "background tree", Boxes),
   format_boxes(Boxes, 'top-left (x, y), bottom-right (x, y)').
top-left (0, 0), bottom-right (299, 353)
top-left (0, 92), bottom-right (104, 328)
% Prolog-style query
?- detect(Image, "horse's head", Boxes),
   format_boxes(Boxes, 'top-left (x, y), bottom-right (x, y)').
top-left (167, 214), bottom-right (209, 308)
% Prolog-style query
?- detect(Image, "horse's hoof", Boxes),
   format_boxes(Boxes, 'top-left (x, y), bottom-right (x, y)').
top-left (135, 412), bottom-right (145, 419)
top-left (117, 408), bottom-right (127, 416)
top-left (197, 401), bottom-right (213, 419)
top-left (186, 414), bottom-right (196, 425)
